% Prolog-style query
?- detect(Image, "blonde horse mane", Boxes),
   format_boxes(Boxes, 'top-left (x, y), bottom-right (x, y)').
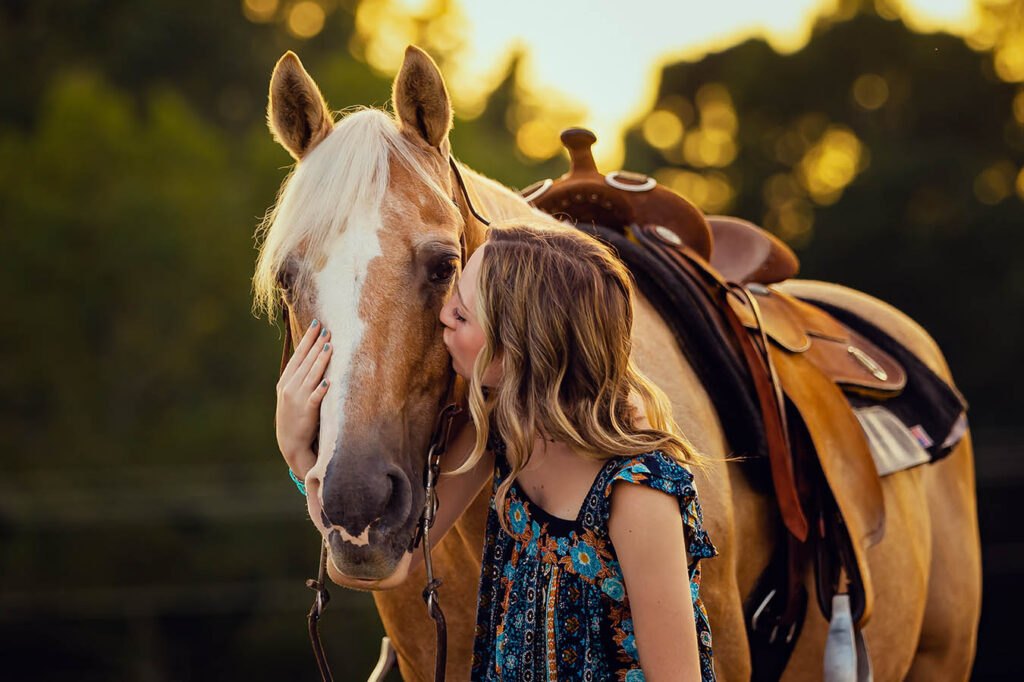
top-left (252, 107), bottom-right (452, 321)
top-left (252, 99), bottom-right (563, 325)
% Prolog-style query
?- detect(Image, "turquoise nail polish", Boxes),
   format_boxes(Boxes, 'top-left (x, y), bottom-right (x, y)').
top-left (311, 318), bottom-right (318, 327)
top-left (323, 343), bottom-right (329, 351)
top-left (321, 328), bottom-right (327, 337)
top-left (321, 380), bottom-right (327, 387)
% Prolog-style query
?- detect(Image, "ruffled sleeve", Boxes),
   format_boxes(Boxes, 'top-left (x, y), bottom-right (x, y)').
top-left (601, 451), bottom-right (718, 563)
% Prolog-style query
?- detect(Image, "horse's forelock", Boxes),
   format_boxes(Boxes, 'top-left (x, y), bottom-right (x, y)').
top-left (252, 107), bottom-right (452, 322)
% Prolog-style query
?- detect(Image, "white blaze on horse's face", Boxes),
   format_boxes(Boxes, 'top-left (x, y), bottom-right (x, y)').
top-left (307, 197), bottom-right (384, 491)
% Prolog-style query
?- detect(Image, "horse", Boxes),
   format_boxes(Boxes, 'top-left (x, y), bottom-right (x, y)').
top-left (252, 46), bottom-right (982, 681)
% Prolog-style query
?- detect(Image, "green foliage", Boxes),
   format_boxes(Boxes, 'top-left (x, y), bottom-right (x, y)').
top-left (0, 71), bottom-right (277, 470)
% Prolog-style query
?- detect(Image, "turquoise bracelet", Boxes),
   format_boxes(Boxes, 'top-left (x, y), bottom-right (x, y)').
top-left (288, 469), bottom-right (307, 496)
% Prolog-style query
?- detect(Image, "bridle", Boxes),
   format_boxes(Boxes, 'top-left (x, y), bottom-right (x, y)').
top-left (276, 151), bottom-right (490, 682)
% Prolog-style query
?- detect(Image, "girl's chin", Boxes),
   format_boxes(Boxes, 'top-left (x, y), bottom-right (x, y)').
top-left (448, 358), bottom-right (467, 380)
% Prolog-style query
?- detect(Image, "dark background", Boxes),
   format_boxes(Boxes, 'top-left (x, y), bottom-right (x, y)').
top-left (1, 0), bottom-right (1020, 679)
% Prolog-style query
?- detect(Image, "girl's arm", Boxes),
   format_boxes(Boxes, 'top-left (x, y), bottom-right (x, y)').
top-left (326, 418), bottom-right (494, 589)
top-left (608, 482), bottom-right (701, 682)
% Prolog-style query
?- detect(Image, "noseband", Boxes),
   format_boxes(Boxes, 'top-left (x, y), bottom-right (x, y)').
top-left (277, 152), bottom-right (489, 682)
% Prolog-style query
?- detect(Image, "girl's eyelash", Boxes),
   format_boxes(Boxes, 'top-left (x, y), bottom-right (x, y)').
top-left (453, 308), bottom-right (466, 322)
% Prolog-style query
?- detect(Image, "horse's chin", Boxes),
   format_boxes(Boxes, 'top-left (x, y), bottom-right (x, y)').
top-left (326, 524), bottom-right (415, 580)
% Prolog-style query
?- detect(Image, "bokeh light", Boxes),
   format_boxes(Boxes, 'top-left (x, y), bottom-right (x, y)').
top-left (797, 125), bottom-right (866, 205)
top-left (242, 0), bottom-right (279, 23)
top-left (974, 160), bottom-right (1017, 204)
top-left (286, 1), bottom-right (326, 39)
top-left (852, 73), bottom-right (890, 110)
top-left (355, 0), bottom-right (417, 72)
top-left (642, 109), bottom-right (684, 150)
top-left (675, 83), bottom-right (739, 168)
top-left (761, 172), bottom-right (815, 246)
top-left (655, 167), bottom-right (734, 214)
top-left (996, 40), bottom-right (1024, 82)
top-left (516, 119), bottom-right (563, 160)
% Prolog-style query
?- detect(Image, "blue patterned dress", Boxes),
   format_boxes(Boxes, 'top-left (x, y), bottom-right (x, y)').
top-left (471, 431), bottom-right (718, 681)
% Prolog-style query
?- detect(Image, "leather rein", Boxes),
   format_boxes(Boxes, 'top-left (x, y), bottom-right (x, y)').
top-left (276, 153), bottom-right (489, 682)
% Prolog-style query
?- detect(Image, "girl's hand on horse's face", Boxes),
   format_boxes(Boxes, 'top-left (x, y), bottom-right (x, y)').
top-left (276, 318), bottom-right (332, 477)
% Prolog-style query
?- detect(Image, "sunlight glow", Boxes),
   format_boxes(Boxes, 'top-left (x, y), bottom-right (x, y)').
top-left (414, 0), bottom-right (977, 167)
top-left (335, 0), bottom-right (982, 167)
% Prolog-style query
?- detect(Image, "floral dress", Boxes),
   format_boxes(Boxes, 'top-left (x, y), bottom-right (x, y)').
top-left (471, 431), bottom-right (718, 681)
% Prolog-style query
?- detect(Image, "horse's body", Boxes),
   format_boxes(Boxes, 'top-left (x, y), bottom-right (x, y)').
top-left (363, 166), bottom-right (981, 682)
top-left (255, 47), bottom-right (981, 680)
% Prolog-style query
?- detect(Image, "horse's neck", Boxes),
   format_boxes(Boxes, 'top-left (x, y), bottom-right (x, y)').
top-left (459, 165), bottom-right (561, 248)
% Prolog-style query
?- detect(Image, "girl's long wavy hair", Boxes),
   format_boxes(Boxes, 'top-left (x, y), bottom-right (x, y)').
top-left (453, 219), bottom-right (705, 532)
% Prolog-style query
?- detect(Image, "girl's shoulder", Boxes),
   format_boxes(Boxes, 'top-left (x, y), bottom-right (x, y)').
top-left (597, 451), bottom-right (717, 562)
top-left (602, 451), bottom-right (696, 498)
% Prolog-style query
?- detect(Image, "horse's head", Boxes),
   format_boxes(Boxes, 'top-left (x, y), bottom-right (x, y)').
top-left (253, 47), bottom-right (488, 579)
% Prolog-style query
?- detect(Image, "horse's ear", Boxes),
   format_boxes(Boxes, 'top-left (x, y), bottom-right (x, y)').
top-left (392, 45), bottom-right (452, 149)
top-left (267, 51), bottom-right (334, 161)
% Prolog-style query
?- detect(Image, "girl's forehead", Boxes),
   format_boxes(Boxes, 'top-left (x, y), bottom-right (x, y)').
top-left (460, 245), bottom-right (486, 300)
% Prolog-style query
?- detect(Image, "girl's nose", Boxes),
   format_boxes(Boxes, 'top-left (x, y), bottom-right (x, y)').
top-left (439, 300), bottom-right (453, 329)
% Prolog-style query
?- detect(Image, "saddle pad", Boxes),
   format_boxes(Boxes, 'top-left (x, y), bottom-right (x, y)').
top-left (795, 299), bottom-right (969, 462)
top-left (854, 405), bottom-right (932, 476)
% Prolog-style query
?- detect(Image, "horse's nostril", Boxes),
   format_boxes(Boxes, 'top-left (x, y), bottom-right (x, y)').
top-left (321, 463), bottom-right (414, 534)
top-left (385, 469), bottom-right (412, 525)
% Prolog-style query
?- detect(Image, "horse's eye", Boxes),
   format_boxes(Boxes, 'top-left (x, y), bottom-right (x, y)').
top-left (277, 268), bottom-right (295, 291)
top-left (430, 258), bottom-right (458, 284)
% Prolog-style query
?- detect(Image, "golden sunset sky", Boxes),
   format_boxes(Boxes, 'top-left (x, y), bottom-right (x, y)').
top-left (249, 0), bottom-right (1000, 165)
top-left (397, 0), bottom-right (978, 164)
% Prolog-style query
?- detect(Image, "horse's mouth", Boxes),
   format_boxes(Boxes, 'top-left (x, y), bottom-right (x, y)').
top-left (327, 526), bottom-right (410, 579)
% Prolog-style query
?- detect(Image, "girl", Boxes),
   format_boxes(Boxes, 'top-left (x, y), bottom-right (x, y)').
top-left (277, 220), bottom-right (717, 681)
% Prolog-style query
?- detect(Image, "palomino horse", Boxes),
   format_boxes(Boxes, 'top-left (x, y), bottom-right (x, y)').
top-left (252, 46), bottom-right (981, 680)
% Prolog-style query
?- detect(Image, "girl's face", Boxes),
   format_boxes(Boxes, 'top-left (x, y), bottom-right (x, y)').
top-left (440, 245), bottom-right (502, 385)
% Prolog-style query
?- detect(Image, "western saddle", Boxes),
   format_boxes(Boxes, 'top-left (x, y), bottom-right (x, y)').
top-left (521, 128), bottom-right (905, 677)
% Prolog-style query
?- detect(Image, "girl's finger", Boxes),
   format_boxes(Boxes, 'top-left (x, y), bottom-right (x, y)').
top-left (293, 323), bottom-right (330, 378)
top-left (308, 378), bottom-right (330, 405)
top-left (283, 318), bottom-right (324, 380)
top-left (297, 335), bottom-right (330, 383)
top-left (303, 338), bottom-right (334, 386)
